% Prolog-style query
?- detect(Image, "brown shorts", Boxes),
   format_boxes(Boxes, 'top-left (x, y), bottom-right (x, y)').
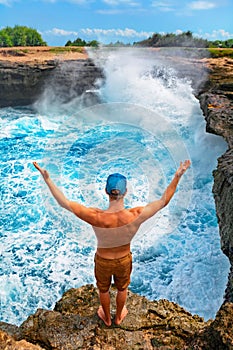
top-left (94, 252), bottom-right (132, 293)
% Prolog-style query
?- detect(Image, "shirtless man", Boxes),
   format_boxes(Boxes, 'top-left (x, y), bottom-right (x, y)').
top-left (33, 160), bottom-right (191, 326)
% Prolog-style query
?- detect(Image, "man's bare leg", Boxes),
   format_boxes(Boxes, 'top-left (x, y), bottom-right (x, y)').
top-left (115, 289), bottom-right (128, 325)
top-left (97, 291), bottom-right (112, 326)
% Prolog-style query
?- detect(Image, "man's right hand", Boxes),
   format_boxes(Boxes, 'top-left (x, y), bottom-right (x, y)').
top-left (33, 162), bottom-right (50, 181)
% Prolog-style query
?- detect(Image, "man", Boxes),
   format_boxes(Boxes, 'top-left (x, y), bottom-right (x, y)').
top-left (33, 160), bottom-right (191, 326)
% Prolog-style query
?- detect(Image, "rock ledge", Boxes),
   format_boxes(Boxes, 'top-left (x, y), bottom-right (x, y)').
top-left (1, 285), bottom-right (233, 350)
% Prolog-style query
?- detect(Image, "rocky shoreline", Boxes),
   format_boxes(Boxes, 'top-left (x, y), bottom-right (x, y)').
top-left (0, 50), bottom-right (233, 349)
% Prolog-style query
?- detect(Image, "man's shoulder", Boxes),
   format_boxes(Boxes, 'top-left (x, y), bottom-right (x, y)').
top-left (128, 206), bottom-right (144, 215)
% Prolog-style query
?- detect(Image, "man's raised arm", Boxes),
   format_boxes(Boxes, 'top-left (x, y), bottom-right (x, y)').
top-left (33, 162), bottom-right (101, 226)
top-left (33, 162), bottom-right (72, 211)
top-left (138, 160), bottom-right (191, 223)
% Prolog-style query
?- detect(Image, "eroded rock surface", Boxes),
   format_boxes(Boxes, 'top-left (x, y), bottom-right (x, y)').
top-left (0, 329), bottom-right (44, 350)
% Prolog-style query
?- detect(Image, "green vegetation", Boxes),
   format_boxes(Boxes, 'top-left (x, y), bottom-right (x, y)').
top-left (0, 25), bottom-right (47, 47)
top-left (48, 46), bottom-right (84, 54)
top-left (208, 48), bottom-right (233, 58)
top-left (65, 37), bottom-right (99, 48)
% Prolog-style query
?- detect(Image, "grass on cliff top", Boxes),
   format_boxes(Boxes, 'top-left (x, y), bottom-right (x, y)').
top-left (48, 46), bottom-right (85, 54)
top-left (208, 48), bottom-right (233, 58)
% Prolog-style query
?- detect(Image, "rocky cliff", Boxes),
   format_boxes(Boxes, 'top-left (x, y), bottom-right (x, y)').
top-left (0, 58), bottom-right (103, 108)
top-left (197, 57), bottom-right (233, 304)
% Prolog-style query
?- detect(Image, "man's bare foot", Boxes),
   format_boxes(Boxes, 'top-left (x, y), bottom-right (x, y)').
top-left (97, 306), bottom-right (112, 326)
top-left (114, 306), bottom-right (128, 325)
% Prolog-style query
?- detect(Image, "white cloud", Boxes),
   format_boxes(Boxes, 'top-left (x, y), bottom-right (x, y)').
top-left (43, 0), bottom-right (91, 3)
top-left (45, 28), bottom-right (79, 36)
top-left (102, 0), bottom-right (140, 6)
top-left (175, 29), bottom-right (184, 35)
top-left (68, 0), bottom-right (91, 3)
top-left (81, 27), bottom-right (153, 38)
top-left (189, 1), bottom-right (217, 10)
top-left (43, 27), bottom-right (153, 42)
top-left (151, 1), bottom-right (174, 12)
top-left (97, 8), bottom-right (124, 14)
top-left (0, 0), bottom-right (14, 5)
top-left (198, 29), bottom-right (233, 39)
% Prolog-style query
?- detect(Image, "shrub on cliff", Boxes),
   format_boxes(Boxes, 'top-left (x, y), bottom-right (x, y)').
top-left (0, 25), bottom-right (47, 47)
top-left (65, 37), bottom-right (99, 47)
top-left (134, 31), bottom-right (209, 47)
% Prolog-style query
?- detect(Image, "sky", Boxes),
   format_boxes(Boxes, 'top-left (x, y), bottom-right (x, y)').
top-left (0, 0), bottom-right (233, 46)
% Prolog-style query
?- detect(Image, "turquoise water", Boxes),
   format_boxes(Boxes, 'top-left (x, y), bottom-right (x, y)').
top-left (0, 49), bottom-right (230, 325)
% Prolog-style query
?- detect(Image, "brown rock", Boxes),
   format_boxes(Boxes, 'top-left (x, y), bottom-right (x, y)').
top-left (210, 303), bottom-right (233, 348)
top-left (18, 285), bottom-right (208, 350)
top-left (190, 302), bottom-right (233, 349)
top-left (0, 329), bottom-right (44, 350)
top-left (198, 92), bottom-right (233, 145)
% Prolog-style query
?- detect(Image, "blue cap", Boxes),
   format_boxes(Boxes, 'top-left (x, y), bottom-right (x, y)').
top-left (106, 173), bottom-right (127, 195)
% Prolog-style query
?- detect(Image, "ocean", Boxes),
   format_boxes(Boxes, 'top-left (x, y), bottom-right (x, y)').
top-left (0, 48), bottom-right (230, 325)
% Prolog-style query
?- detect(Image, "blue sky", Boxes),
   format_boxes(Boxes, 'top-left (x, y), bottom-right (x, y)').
top-left (0, 0), bottom-right (232, 46)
